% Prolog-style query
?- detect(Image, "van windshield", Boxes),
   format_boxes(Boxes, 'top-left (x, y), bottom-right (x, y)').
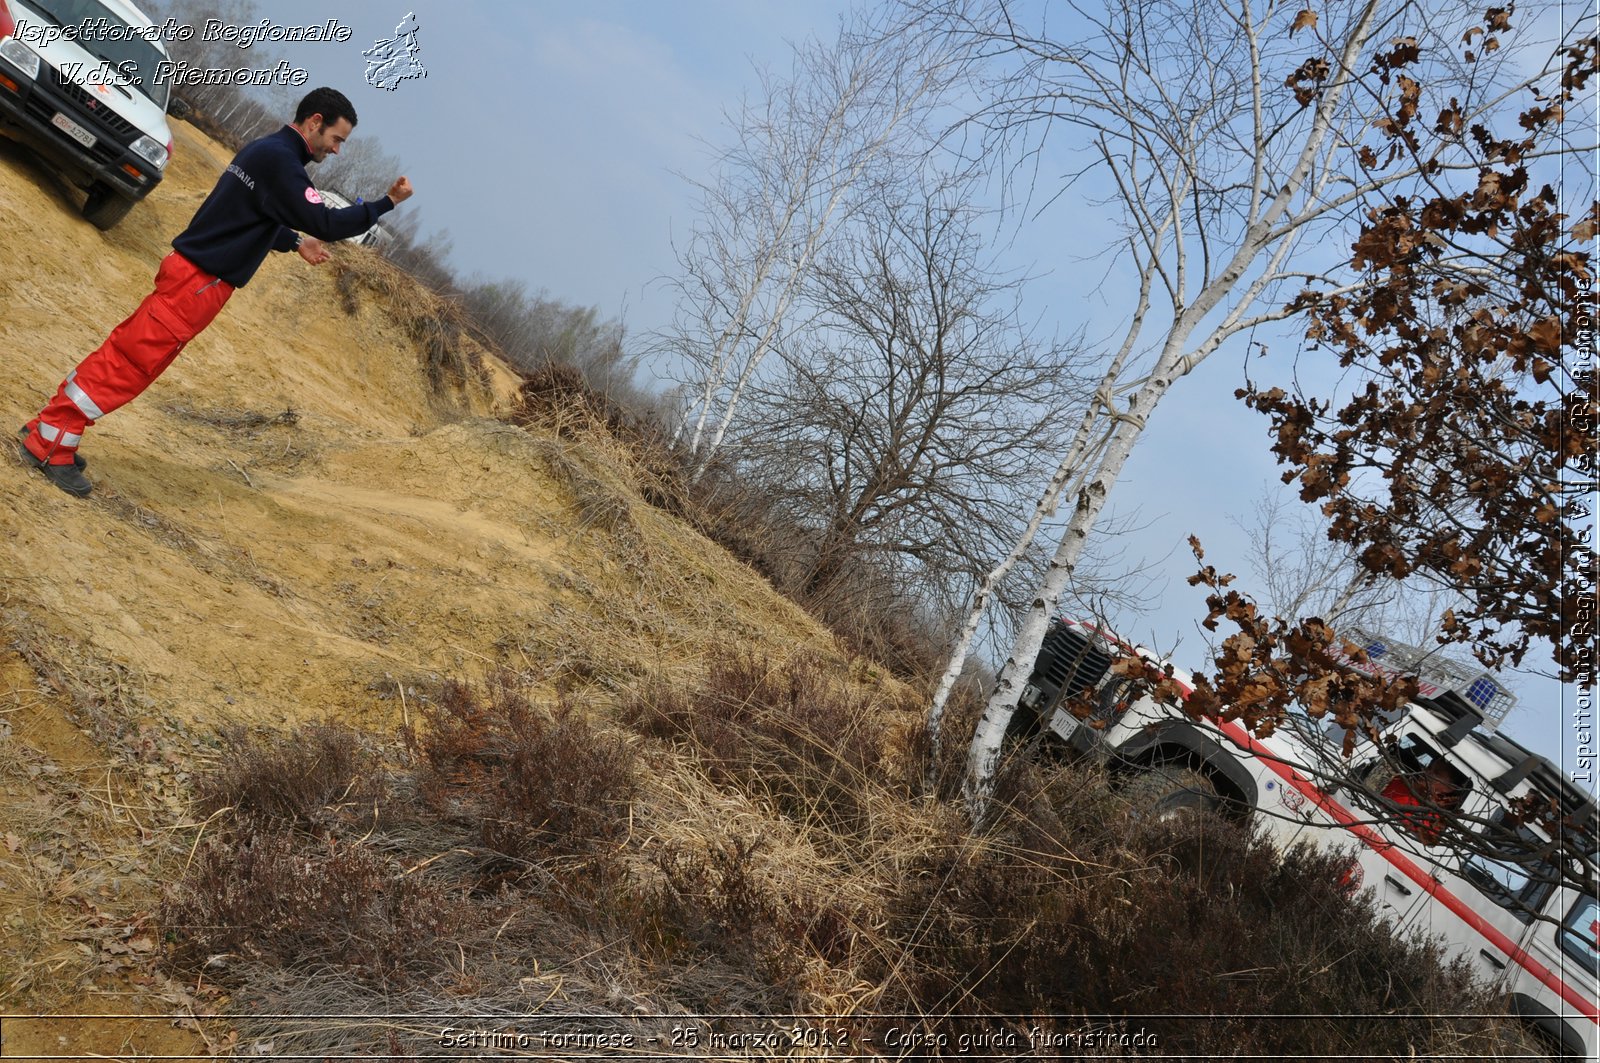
top-left (19, 0), bottom-right (170, 110)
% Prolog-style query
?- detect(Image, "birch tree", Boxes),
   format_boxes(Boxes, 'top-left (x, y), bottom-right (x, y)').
top-left (900, 0), bottom-right (1568, 813)
top-left (660, 14), bottom-right (958, 480)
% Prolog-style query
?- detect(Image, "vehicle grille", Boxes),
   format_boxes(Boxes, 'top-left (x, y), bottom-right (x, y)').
top-left (18, 65), bottom-right (139, 169)
top-left (49, 66), bottom-right (139, 139)
top-left (1030, 621), bottom-right (1116, 708)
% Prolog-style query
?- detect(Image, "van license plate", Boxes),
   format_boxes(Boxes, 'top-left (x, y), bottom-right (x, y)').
top-left (50, 112), bottom-right (96, 149)
top-left (1047, 707), bottom-right (1080, 739)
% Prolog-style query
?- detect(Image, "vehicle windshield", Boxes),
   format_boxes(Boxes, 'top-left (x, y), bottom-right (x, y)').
top-left (20, 0), bottom-right (169, 110)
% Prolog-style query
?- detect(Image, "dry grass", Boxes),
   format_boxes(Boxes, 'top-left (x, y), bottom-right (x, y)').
top-left (513, 367), bottom-right (949, 678)
top-left (151, 656), bottom-right (1530, 1059)
top-left (161, 403), bottom-right (301, 435)
top-left (513, 362), bottom-right (690, 518)
top-left (330, 250), bottom-right (490, 399)
top-left (0, 629), bottom-right (224, 1059)
top-left (1, 323), bottom-right (1534, 1059)
top-left (527, 435), bottom-right (641, 544)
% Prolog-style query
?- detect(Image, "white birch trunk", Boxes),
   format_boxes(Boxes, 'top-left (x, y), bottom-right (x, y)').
top-left (959, 0), bottom-right (1382, 819)
top-left (923, 396), bottom-right (1110, 763)
top-left (962, 361), bottom-right (1178, 815)
top-left (925, 217), bottom-right (1169, 763)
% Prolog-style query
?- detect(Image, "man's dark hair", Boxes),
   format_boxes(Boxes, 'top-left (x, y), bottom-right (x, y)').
top-left (294, 87), bottom-right (357, 128)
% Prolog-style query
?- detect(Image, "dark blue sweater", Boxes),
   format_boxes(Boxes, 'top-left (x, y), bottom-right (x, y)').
top-left (172, 125), bottom-right (394, 288)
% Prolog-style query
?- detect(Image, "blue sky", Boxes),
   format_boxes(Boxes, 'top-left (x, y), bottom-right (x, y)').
top-left (249, 1), bottom-right (844, 325)
top-left (193, 1), bottom-right (1589, 783)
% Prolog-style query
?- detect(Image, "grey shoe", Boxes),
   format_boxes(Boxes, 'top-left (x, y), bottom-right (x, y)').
top-left (17, 431), bottom-right (91, 498)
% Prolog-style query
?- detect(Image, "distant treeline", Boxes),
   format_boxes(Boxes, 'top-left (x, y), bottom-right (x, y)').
top-left (147, 0), bottom-right (641, 405)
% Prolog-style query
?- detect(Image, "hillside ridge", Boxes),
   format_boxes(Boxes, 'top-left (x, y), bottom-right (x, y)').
top-left (0, 119), bottom-right (836, 1057)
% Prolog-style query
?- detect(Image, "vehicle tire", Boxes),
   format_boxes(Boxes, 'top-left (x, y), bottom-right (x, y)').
top-left (1506, 1008), bottom-right (1586, 1063)
top-left (1121, 765), bottom-right (1220, 821)
top-left (1003, 699), bottom-right (1045, 746)
top-left (82, 183), bottom-right (134, 230)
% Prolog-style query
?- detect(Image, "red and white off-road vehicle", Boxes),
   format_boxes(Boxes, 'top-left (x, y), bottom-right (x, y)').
top-left (1019, 618), bottom-right (1599, 1060)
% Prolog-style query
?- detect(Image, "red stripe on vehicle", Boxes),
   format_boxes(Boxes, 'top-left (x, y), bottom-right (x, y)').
top-left (1064, 622), bottom-right (1594, 1021)
top-left (0, 1), bottom-right (15, 41)
top-left (1213, 717), bottom-right (1598, 1023)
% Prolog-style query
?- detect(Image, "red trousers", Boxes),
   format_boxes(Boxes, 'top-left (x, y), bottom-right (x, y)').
top-left (25, 252), bottom-right (233, 465)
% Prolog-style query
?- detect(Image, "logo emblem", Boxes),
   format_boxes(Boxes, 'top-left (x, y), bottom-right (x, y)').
top-left (305, 187), bottom-right (323, 204)
top-left (364, 13), bottom-right (426, 92)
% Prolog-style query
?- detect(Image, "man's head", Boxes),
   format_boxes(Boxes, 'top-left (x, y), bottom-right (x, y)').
top-left (292, 88), bottom-right (358, 163)
top-left (1418, 759), bottom-right (1462, 805)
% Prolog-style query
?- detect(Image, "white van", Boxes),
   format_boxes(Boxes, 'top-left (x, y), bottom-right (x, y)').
top-left (0, 0), bottom-right (174, 228)
top-left (1019, 618), bottom-right (1600, 1060)
top-left (314, 187), bottom-right (394, 249)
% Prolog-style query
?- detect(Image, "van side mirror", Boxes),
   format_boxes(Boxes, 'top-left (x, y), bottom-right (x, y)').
top-left (167, 96), bottom-right (193, 120)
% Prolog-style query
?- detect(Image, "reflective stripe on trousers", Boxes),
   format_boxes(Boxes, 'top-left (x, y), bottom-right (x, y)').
top-left (26, 252), bottom-right (233, 462)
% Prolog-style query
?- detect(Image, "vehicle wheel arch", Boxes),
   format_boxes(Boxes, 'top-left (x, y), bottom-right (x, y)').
top-left (1113, 722), bottom-right (1258, 821)
top-left (1505, 993), bottom-right (1587, 1061)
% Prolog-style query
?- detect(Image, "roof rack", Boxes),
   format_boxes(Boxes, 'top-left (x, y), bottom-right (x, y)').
top-left (1329, 625), bottom-right (1517, 730)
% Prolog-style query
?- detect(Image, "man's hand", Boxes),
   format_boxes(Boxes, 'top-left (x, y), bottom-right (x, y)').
top-left (297, 235), bottom-right (331, 265)
top-left (387, 176), bottom-right (414, 204)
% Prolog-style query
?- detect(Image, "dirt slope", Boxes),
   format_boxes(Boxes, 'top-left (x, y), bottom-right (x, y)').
top-left (0, 120), bottom-right (834, 1059)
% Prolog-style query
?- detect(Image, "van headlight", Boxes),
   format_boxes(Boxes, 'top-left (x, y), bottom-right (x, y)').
top-left (0, 38), bottom-right (40, 80)
top-left (131, 134), bottom-right (168, 170)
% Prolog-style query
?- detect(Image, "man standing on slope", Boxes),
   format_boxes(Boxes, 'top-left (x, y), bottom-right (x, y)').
top-left (18, 86), bottom-right (413, 498)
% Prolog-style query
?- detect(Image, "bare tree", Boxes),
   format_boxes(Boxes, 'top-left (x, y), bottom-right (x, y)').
top-left (729, 167), bottom-right (1089, 625)
top-left (659, 11), bottom-right (960, 481)
top-left (147, 0), bottom-right (290, 136)
top-left (1234, 491), bottom-right (1463, 645)
top-left (459, 278), bottom-right (633, 392)
top-left (900, 0), bottom-right (1571, 813)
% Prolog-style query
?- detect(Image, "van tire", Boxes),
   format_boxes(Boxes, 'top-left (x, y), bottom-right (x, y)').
top-left (1122, 765), bottom-right (1219, 820)
top-left (83, 184), bottom-right (134, 230)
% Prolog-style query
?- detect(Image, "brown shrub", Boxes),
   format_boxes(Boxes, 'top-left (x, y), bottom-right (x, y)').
top-left (874, 763), bottom-right (1517, 1059)
top-left (158, 667), bottom-right (1520, 1061)
top-left (621, 652), bottom-right (901, 834)
top-left (675, 464), bottom-right (949, 679)
top-left (407, 676), bottom-right (638, 863)
top-left (196, 723), bottom-right (390, 835)
top-left (329, 252), bottom-right (487, 396)
top-left (513, 363), bottom-right (689, 515)
top-left (896, 671), bottom-right (992, 801)
top-left (160, 830), bottom-right (469, 987)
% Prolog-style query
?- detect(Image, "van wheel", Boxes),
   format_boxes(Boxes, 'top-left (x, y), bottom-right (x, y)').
top-left (1003, 700), bottom-right (1045, 746)
top-left (1513, 1014), bottom-right (1584, 1062)
top-left (83, 183), bottom-right (134, 230)
top-left (1122, 765), bottom-right (1219, 820)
